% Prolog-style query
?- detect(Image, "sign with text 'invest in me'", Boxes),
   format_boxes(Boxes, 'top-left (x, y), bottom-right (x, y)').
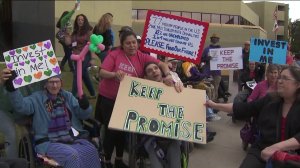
top-left (140, 10), bottom-right (209, 64)
top-left (108, 76), bottom-right (207, 144)
top-left (3, 40), bottom-right (61, 88)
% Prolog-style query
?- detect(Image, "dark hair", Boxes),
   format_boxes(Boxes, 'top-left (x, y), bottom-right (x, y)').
top-left (105, 12), bottom-right (113, 17)
top-left (72, 14), bottom-right (92, 36)
top-left (143, 61), bottom-right (161, 77)
top-left (56, 11), bottom-right (69, 29)
top-left (120, 31), bottom-right (137, 47)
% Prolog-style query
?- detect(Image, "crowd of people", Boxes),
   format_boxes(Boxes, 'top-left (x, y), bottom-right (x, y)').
top-left (1, 3), bottom-right (300, 168)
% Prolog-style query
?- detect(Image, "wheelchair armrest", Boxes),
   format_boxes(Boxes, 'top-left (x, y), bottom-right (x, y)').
top-left (82, 118), bottom-right (101, 138)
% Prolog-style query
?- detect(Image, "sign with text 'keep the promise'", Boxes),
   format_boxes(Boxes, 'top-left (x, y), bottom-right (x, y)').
top-left (109, 76), bottom-right (207, 144)
top-left (209, 47), bottom-right (243, 70)
top-left (3, 40), bottom-right (61, 88)
top-left (249, 37), bottom-right (288, 65)
top-left (140, 10), bottom-right (209, 64)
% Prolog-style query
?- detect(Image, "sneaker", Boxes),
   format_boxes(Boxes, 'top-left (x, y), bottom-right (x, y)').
top-left (207, 114), bottom-right (221, 121)
top-left (114, 159), bottom-right (128, 168)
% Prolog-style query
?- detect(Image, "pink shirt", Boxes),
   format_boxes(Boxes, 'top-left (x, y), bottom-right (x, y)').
top-left (247, 80), bottom-right (277, 102)
top-left (99, 48), bottom-right (159, 99)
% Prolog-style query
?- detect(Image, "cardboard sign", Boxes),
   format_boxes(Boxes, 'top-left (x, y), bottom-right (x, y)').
top-left (109, 76), bottom-right (207, 144)
top-left (140, 10), bottom-right (209, 64)
top-left (209, 47), bottom-right (243, 70)
top-left (249, 37), bottom-right (288, 65)
top-left (3, 40), bottom-right (61, 88)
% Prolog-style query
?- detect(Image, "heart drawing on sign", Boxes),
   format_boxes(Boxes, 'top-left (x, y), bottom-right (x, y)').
top-left (24, 75), bottom-right (32, 83)
top-left (47, 51), bottom-right (54, 57)
top-left (49, 58), bottom-right (57, 65)
top-left (37, 42), bottom-right (43, 47)
top-left (22, 47), bottom-right (28, 52)
top-left (38, 57), bottom-right (43, 61)
top-left (44, 41), bottom-right (51, 49)
top-left (52, 66), bottom-right (60, 74)
top-left (16, 49), bottom-right (22, 54)
top-left (14, 78), bottom-right (23, 85)
top-left (30, 44), bottom-right (36, 50)
top-left (34, 71), bottom-right (42, 79)
top-left (44, 69), bottom-right (52, 76)
top-left (9, 50), bottom-right (15, 56)
top-left (7, 63), bottom-right (13, 69)
top-left (30, 58), bottom-right (36, 63)
top-left (19, 62), bottom-right (25, 66)
top-left (25, 60), bottom-right (30, 64)
top-left (4, 56), bottom-right (11, 62)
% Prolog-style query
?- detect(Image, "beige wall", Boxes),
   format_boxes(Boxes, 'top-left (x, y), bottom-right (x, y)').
top-left (54, 1), bottom-right (132, 57)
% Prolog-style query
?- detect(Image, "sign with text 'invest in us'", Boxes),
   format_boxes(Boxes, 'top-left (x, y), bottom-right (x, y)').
top-left (140, 10), bottom-right (209, 64)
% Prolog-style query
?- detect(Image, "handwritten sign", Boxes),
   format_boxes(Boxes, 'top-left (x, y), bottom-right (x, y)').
top-left (249, 37), bottom-right (288, 65)
top-left (140, 10), bottom-right (209, 64)
top-left (209, 47), bottom-right (243, 70)
top-left (3, 40), bottom-right (61, 88)
top-left (109, 76), bottom-right (207, 144)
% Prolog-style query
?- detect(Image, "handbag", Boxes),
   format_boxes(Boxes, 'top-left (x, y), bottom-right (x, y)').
top-left (240, 121), bottom-right (256, 144)
top-left (56, 28), bottom-right (67, 43)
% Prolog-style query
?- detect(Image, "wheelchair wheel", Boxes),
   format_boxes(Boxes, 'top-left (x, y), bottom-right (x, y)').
top-left (19, 134), bottom-right (36, 168)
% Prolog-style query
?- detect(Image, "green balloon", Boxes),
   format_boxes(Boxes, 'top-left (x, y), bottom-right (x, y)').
top-left (97, 35), bottom-right (104, 43)
top-left (90, 34), bottom-right (101, 44)
top-left (95, 49), bottom-right (101, 54)
top-left (89, 44), bottom-right (98, 52)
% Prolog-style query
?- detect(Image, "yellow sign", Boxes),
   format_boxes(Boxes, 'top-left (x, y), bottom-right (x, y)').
top-left (109, 76), bottom-right (207, 144)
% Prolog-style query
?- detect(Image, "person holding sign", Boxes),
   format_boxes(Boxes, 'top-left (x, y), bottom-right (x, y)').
top-left (95, 30), bottom-right (174, 168)
top-left (206, 65), bottom-right (300, 168)
top-left (142, 61), bottom-right (183, 168)
top-left (1, 69), bottom-right (101, 168)
top-left (201, 33), bottom-right (222, 102)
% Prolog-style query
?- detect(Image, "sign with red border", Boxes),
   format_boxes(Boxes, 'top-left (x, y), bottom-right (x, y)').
top-left (140, 10), bottom-right (209, 64)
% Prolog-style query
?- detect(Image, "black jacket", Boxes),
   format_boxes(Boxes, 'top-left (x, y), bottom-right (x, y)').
top-left (233, 94), bottom-right (300, 152)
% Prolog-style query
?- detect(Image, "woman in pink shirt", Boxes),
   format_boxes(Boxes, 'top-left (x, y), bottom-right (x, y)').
top-left (95, 30), bottom-right (173, 168)
top-left (247, 64), bottom-right (280, 102)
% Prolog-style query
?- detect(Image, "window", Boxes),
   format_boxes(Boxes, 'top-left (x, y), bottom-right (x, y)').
top-left (132, 10), bottom-right (137, 20)
top-left (192, 12), bottom-right (201, 21)
top-left (211, 14), bottom-right (220, 23)
top-left (171, 11), bottom-right (181, 16)
top-left (278, 20), bottom-right (284, 26)
top-left (182, 12), bottom-right (191, 19)
top-left (202, 13), bottom-right (210, 22)
top-left (221, 15), bottom-right (230, 24)
top-left (277, 35), bottom-right (284, 40)
top-left (278, 5), bottom-right (285, 11)
top-left (137, 10), bottom-right (147, 20)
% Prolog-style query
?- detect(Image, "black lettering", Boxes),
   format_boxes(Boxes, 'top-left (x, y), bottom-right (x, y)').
top-left (137, 116), bottom-right (147, 132)
top-left (194, 123), bottom-right (204, 142)
top-left (124, 110), bottom-right (138, 130)
top-left (149, 119), bottom-right (160, 133)
top-left (129, 81), bottom-right (140, 97)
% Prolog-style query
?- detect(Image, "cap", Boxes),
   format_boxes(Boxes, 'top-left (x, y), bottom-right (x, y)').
top-left (210, 33), bottom-right (220, 39)
top-left (118, 26), bottom-right (133, 33)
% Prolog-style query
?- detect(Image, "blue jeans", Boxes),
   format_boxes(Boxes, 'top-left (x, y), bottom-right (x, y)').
top-left (72, 53), bottom-right (95, 97)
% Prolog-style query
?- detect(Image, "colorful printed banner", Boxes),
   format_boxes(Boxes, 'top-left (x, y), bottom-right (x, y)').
top-left (209, 47), bottom-right (243, 70)
top-left (109, 76), bottom-right (207, 144)
top-left (3, 40), bottom-right (61, 88)
top-left (249, 37), bottom-right (288, 65)
top-left (140, 10), bottom-right (209, 64)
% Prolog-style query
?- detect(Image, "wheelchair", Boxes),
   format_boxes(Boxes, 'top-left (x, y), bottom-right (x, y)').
top-left (127, 133), bottom-right (192, 168)
top-left (17, 116), bottom-right (104, 168)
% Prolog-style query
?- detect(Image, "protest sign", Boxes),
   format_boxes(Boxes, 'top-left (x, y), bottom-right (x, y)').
top-left (109, 76), bottom-right (207, 144)
top-left (140, 10), bottom-right (209, 64)
top-left (249, 37), bottom-right (288, 65)
top-left (3, 40), bottom-right (61, 88)
top-left (209, 47), bottom-right (243, 70)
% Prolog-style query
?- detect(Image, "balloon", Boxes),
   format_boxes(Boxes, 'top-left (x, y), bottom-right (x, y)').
top-left (70, 34), bottom-right (105, 99)
top-left (71, 42), bottom-right (90, 99)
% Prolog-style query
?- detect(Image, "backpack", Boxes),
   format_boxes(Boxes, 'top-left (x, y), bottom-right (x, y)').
top-left (56, 28), bottom-right (67, 43)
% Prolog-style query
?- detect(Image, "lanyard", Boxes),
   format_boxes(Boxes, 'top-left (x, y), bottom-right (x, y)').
top-left (124, 54), bottom-right (138, 77)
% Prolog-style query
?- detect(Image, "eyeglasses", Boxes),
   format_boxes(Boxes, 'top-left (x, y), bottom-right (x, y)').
top-left (277, 76), bottom-right (296, 82)
top-left (47, 80), bottom-right (61, 85)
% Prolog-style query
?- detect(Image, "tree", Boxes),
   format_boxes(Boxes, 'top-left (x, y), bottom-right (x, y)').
top-left (289, 19), bottom-right (300, 54)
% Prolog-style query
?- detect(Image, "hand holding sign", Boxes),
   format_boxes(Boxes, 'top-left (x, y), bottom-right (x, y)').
top-left (71, 34), bottom-right (104, 98)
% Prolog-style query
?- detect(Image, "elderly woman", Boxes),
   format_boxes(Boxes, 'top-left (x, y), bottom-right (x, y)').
top-left (95, 30), bottom-right (173, 168)
top-left (206, 66), bottom-right (300, 168)
top-left (1, 68), bottom-right (101, 168)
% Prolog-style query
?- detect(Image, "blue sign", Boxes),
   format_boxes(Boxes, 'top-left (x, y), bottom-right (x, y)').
top-left (249, 37), bottom-right (288, 65)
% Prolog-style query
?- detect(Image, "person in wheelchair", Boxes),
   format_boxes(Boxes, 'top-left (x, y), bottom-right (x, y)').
top-left (206, 65), bottom-right (300, 168)
top-left (234, 61), bottom-right (265, 103)
top-left (143, 61), bottom-right (183, 168)
top-left (1, 68), bottom-right (101, 168)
